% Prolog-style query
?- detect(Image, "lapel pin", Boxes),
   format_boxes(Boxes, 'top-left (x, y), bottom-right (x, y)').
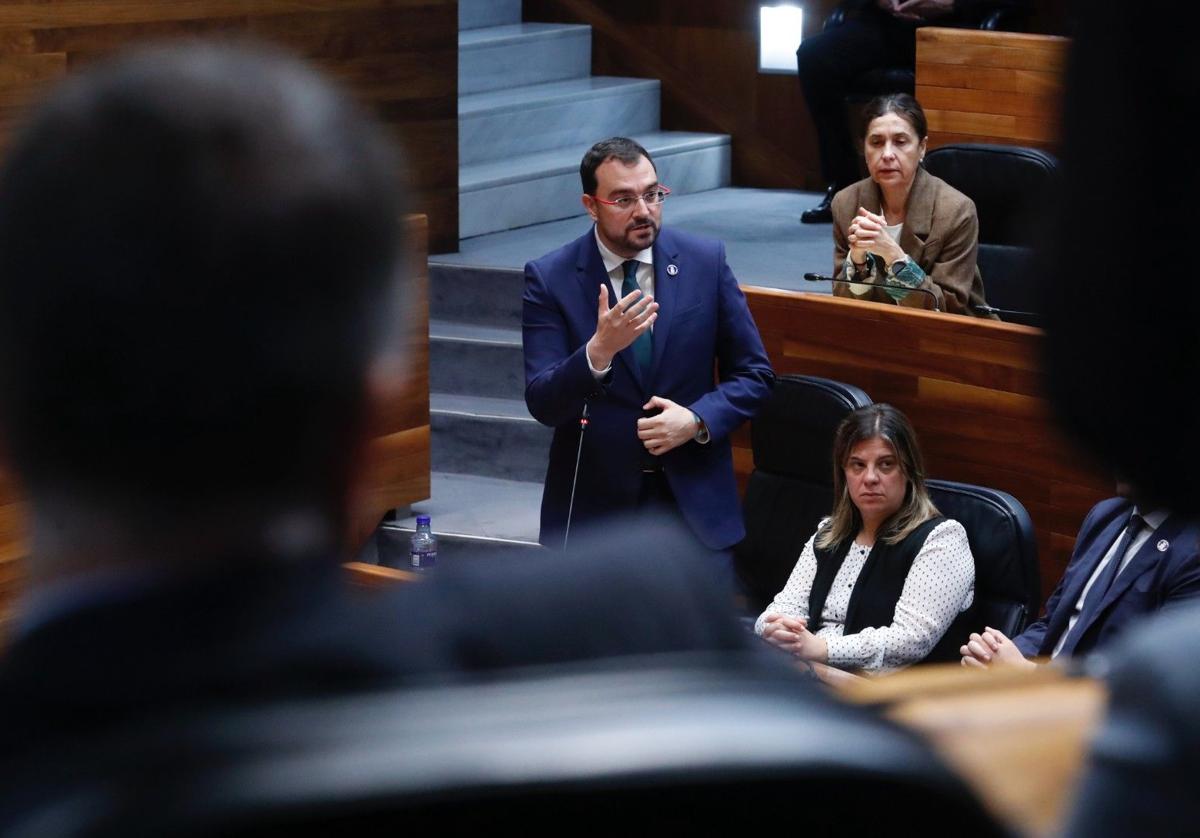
top-left (1158, 539), bottom-right (1169, 552)
top-left (666, 264), bottom-right (679, 276)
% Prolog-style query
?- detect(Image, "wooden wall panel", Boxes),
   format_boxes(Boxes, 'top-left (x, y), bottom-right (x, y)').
top-left (740, 288), bottom-right (1111, 597)
top-left (916, 27), bottom-right (1070, 152)
top-left (0, 0), bottom-right (457, 251)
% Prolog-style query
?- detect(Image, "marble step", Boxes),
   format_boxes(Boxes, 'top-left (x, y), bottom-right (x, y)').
top-left (460, 130), bottom-right (730, 237)
top-left (460, 76), bottom-right (659, 166)
top-left (430, 320), bottom-right (524, 401)
top-left (460, 0), bottom-right (521, 31)
top-left (429, 263), bottom-right (525, 329)
top-left (460, 23), bottom-right (591, 95)
top-left (431, 393), bottom-right (551, 483)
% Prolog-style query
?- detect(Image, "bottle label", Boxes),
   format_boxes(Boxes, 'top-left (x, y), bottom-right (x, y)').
top-left (411, 549), bottom-right (438, 570)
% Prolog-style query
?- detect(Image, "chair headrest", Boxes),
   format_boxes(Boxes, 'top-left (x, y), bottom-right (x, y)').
top-left (751, 375), bottom-right (872, 480)
top-left (923, 144), bottom-right (1059, 247)
top-left (927, 479), bottom-right (1040, 615)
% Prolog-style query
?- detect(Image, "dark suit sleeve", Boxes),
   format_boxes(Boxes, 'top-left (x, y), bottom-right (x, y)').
top-left (1013, 500), bottom-right (1111, 658)
top-left (523, 258), bottom-right (606, 428)
top-left (685, 243), bottom-right (774, 442)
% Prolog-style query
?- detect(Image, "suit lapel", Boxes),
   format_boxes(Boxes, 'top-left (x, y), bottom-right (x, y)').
top-left (1076, 515), bottom-right (1187, 639)
top-left (897, 167), bottom-right (934, 266)
top-left (646, 233), bottom-right (679, 388)
top-left (577, 228), bottom-right (645, 392)
top-left (1042, 512), bottom-right (1130, 652)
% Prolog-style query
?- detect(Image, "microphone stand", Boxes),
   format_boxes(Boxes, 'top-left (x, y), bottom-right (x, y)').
top-left (803, 272), bottom-right (941, 313)
top-left (562, 400), bottom-right (589, 550)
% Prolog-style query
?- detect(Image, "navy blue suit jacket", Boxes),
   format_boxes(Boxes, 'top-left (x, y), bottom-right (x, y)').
top-left (1014, 498), bottom-right (1200, 658)
top-left (522, 226), bottom-right (774, 550)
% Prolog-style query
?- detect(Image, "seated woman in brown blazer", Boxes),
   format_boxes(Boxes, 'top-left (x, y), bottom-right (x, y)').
top-left (831, 93), bottom-right (994, 318)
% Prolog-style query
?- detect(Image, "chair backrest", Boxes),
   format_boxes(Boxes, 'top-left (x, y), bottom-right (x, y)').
top-left (735, 375), bottom-right (872, 610)
top-left (923, 143), bottom-right (1059, 325)
top-left (0, 659), bottom-right (1006, 836)
top-left (923, 479), bottom-right (1041, 662)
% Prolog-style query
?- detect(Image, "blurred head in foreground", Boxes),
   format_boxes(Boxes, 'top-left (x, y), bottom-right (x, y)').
top-left (0, 42), bottom-right (409, 581)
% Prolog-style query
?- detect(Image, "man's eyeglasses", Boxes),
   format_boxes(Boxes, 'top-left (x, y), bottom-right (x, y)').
top-left (592, 186), bottom-right (671, 211)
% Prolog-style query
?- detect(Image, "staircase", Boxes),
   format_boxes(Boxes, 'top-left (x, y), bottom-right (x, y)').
top-left (379, 0), bottom-right (733, 564)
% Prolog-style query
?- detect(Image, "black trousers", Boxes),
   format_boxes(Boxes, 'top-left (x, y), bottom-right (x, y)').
top-left (796, 9), bottom-right (918, 189)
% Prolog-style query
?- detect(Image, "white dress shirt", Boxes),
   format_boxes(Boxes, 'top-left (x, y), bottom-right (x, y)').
top-left (587, 227), bottom-right (653, 378)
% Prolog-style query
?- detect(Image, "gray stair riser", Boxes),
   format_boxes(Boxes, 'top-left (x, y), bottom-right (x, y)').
top-left (460, 142), bottom-right (732, 238)
top-left (431, 337), bottom-right (524, 400)
top-left (460, 0), bottom-right (521, 31)
top-left (432, 411), bottom-right (552, 482)
top-left (376, 526), bottom-right (543, 568)
top-left (430, 265), bottom-right (525, 328)
top-left (460, 85), bottom-right (659, 166)
top-left (461, 29), bottom-right (591, 95)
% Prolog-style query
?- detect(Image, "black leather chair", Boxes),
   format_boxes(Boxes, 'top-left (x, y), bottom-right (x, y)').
top-left (922, 478), bottom-right (1040, 663)
top-left (923, 143), bottom-right (1060, 326)
top-left (0, 658), bottom-right (1007, 836)
top-left (735, 375), bottom-right (871, 611)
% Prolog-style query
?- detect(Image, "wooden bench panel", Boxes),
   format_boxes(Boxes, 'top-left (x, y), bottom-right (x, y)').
top-left (0, 0), bottom-right (457, 251)
top-left (739, 288), bottom-right (1111, 594)
top-left (916, 27), bottom-right (1070, 152)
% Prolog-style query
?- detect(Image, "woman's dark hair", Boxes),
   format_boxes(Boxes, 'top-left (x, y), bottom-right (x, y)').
top-left (816, 403), bottom-right (939, 550)
top-left (860, 92), bottom-right (929, 142)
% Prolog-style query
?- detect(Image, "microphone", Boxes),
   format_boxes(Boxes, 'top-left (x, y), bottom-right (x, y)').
top-left (562, 400), bottom-right (590, 550)
top-left (803, 272), bottom-right (941, 313)
top-left (974, 303), bottom-right (1042, 324)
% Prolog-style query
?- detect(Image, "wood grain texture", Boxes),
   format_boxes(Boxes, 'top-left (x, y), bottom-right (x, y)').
top-left (916, 27), bottom-right (1069, 151)
top-left (883, 667), bottom-right (1104, 837)
top-left (741, 288), bottom-right (1111, 597)
top-left (0, 0), bottom-right (457, 251)
top-left (352, 212), bottom-right (432, 552)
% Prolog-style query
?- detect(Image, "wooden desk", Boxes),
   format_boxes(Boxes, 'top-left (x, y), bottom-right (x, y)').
top-left (916, 27), bottom-right (1070, 152)
top-left (739, 288), bottom-right (1110, 593)
top-left (835, 663), bottom-right (1104, 837)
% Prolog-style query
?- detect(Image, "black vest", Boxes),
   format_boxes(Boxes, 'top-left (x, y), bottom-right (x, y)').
top-left (808, 517), bottom-right (945, 638)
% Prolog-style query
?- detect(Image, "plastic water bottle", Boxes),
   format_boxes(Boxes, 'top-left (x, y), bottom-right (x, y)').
top-left (409, 515), bottom-right (438, 572)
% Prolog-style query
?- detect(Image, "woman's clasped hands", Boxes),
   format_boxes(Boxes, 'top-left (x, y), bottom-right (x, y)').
top-left (760, 613), bottom-right (829, 663)
top-left (847, 206), bottom-right (904, 266)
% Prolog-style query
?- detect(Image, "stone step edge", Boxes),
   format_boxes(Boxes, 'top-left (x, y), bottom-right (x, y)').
top-left (459, 77), bottom-right (659, 119)
top-left (460, 133), bottom-right (730, 193)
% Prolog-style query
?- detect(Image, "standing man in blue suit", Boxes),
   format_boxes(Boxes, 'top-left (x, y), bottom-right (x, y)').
top-left (523, 137), bottom-right (774, 561)
top-left (960, 491), bottom-right (1200, 668)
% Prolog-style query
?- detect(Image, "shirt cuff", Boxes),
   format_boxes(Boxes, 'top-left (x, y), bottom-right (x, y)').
top-left (824, 634), bottom-right (869, 669)
top-left (845, 254), bottom-right (875, 296)
top-left (883, 257), bottom-right (927, 302)
top-left (585, 345), bottom-right (612, 380)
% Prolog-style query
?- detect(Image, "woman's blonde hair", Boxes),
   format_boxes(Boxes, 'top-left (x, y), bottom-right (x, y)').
top-left (815, 403), bottom-right (939, 551)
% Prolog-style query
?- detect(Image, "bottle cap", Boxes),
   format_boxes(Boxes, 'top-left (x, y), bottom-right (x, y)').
top-left (416, 515), bottom-right (431, 526)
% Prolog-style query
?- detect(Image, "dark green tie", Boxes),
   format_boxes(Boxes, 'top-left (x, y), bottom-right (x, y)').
top-left (621, 259), bottom-right (652, 375)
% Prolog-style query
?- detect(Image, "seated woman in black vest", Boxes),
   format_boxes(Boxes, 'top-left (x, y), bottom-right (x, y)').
top-left (754, 404), bottom-right (974, 673)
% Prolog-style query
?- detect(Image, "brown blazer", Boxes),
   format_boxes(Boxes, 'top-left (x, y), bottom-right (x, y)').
top-left (831, 167), bottom-right (994, 318)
